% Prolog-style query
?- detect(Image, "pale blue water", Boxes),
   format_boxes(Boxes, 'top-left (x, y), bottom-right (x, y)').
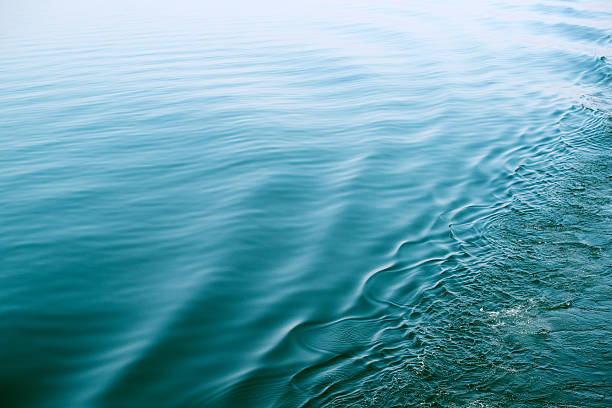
top-left (1, 0), bottom-right (611, 407)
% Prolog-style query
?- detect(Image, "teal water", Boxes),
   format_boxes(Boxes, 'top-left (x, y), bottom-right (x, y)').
top-left (1, 1), bottom-right (611, 406)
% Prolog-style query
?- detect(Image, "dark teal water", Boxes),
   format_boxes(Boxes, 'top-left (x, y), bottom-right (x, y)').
top-left (1, 1), bottom-right (611, 406)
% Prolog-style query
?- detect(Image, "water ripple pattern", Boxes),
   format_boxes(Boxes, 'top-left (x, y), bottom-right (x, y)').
top-left (0, 0), bottom-right (610, 407)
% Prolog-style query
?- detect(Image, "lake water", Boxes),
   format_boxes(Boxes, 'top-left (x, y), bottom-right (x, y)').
top-left (1, 0), bottom-right (610, 406)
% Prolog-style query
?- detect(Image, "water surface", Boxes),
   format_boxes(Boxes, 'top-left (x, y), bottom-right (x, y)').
top-left (1, 0), bottom-right (610, 406)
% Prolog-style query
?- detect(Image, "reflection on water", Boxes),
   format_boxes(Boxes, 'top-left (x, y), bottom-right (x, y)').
top-left (0, 0), bottom-right (610, 406)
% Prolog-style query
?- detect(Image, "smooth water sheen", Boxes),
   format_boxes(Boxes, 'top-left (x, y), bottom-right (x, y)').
top-left (1, 0), bottom-right (611, 406)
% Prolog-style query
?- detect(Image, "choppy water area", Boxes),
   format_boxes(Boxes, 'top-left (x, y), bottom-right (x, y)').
top-left (1, 0), bottom-right (611, 406)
